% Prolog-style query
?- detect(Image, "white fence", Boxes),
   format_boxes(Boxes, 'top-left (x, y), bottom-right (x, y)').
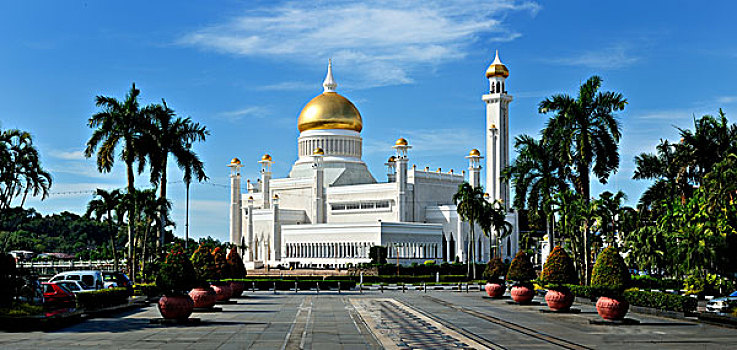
top-left (17, 259), bottom-right (124, 276)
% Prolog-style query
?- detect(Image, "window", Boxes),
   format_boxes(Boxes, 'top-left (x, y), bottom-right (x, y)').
top-left (331, 201), bottom-right (391, 211)
top-left (81, 275), bottom-right (95, 287)
top-left (66, 275), bottom-right (80, 281)
top-left (44, 284), bottom-right (54, 293)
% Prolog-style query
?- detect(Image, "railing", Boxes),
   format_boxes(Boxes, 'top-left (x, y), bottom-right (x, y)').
top-left (17, 260), bottom-right (124, 276)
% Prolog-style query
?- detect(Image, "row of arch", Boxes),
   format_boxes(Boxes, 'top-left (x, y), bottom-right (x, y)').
top-left (491, 81), bottom-right (506, 94)
top-left (285, 242), bottom-right (371, 259)
top-left (298, 137), bottom-right (362, 158)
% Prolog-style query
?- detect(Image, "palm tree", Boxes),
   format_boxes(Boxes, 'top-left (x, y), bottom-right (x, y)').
top-left (503, 134), bottom-right (566, 250)
top-left (0, 129), bottom-right (51, 209)
top-left (539, 75), bottom-right (627, 201)
top-left (453, 182), bottom-right (485, 279)
top-left (85, 189), bottom-right (124, 271)
top-left (85, 83), bottom-right (150, 275)
top-left (143, 100), bottom-right (208, 250)
top-left (595, 190), bottom-right (627, 246)
top-left (677, 109), bottom-right (737, 182)
top-left (633, 139), bottom-right (690, 208)
top-left (478, 199), bottom-right (512, 260)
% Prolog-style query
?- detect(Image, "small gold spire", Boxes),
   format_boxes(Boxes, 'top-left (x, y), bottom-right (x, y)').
top-left (313, 147), bottom-right (325, 155)
top-left (395, 138), bottom-right (408, 146)
top-left (261, 154), bottom-right (272, 161)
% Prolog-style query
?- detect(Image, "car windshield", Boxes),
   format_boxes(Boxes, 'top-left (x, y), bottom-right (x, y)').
top-left (729, 291), bottom-right (737, 297)
top-left (103, 274), bottom-right (116, 281)
top-left (56, 284), bottom-right (73, 293)
top-left (59, 282), bottom-right (80, 291)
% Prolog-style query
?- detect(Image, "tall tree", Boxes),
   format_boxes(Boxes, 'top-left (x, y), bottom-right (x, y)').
top-left (503, 134), bottom-right (566, 250)
top-left (144, 100), bottom-right (208, 250)
top-left (478, 199), bottom-right (512, 260)
top-left (85, 188), bottom-right (124, 271)
top-left (539, 75), bottom-right (627, 201)
top-left (453, 182), bottom-right (485, 279)
top-left (85, 83), bottom-right (150, 275)
top-left (633, 139), bottom-right (690, 208)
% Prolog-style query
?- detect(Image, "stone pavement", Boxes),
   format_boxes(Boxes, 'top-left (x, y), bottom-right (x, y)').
top-left (1, 290), bottom-right (736, 349)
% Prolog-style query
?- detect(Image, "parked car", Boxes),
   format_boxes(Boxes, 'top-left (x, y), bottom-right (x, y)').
top-left (706, 291), bottom-right (737, 313)
top-left (49, 270), bottom-right (109, 290)
top-left (42, 282), bottom-right (75, 308)
top-left (103, 272), bottom-right (134, 294)
top-left (53, 280), bottom-right (96, 294)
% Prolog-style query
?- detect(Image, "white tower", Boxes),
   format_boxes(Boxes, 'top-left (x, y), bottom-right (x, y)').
top-left (392, 138), bottom-right (411, 222)
top-left (482, 51), bottom-right (513, 209)
top-left (228, 158), bottom-right (243, 251)
top-left (466, 148), bottom-right (483, 189)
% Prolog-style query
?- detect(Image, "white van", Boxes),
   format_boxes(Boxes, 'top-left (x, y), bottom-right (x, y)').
top-left (49, 270), bottom-right (116, 290)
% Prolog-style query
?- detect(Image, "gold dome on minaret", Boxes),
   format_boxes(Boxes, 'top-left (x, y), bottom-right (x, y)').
top-left (297, 60), bottom-right (363, 133)
top-left (485, 50), bottom-right (509, 78)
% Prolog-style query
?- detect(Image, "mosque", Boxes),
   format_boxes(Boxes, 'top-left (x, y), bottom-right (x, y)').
top-left (229, 52), bottom-right (519, 269)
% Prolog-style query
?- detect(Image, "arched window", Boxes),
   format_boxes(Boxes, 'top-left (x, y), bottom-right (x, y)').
top-left (502, 82), bottom-right (505, 93)
top-left (506, 238), bottom-right (511, 257)
top-left (491, 84), bottom-right (495, 93)
top-left (496, 81), bottom-right (500, 93)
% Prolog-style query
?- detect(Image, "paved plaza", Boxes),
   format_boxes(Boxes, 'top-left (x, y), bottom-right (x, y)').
top-left (1, 291), bottom-right (736, 349)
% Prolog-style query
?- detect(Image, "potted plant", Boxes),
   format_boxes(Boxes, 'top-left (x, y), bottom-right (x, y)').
top-left (541, 246), bottom-right (577, 311)
top-left (155, 244), bottom-right (197, 320)
top-left (189, 244), bottom-right (218, 309)
top-left (506, 251), bottom-right (537, 304)
top-left (210, 247), bottom-right (232, 301)
top-left (226, 248), bottom-right (247, 297)
top-left (591, 246), bottom-right (631, 320)
top-left (483, 258), bottom-right (507, 298)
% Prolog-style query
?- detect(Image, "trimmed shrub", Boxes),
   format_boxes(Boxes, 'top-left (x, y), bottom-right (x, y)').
top-left (591, 247), bottom-right (630, 295)
top-left (190, 245), bottom-right (216, 284)
top-left (506, 251), bottom-right (536, 284)
top-left (211, 247), bottom-right (228, 280)
top-left (541, 247), bottom-right (577, 286)
top-left (76, 288), bottom-right (129, 310)
top-left (483, 258), bottom-right (507, 283)
top-left (630, 275), bottom-right (682, 290)
top-left (156, 244), bottom-right (198, 296)
top-left (623, 290), bottom-right (697, 313)
top-left (226, 248), bottom-right (247, 279)
top-left (0, 302), bottom-right (43, 316)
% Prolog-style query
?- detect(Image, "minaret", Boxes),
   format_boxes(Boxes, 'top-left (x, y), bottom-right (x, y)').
top-left (259, 154), bottom-right (273, 209)
top-left (246, 196), bottom-right (254, 261)
top-left (228, 158), bottom-right (243, 250)
top-left (482, 51), bottom-right (513, 209)
top-left (323, 58), bottom-right (337, 92)
top-left (311, 147), bottom-right (325, 224)
top-left (466, 149), bottom-right (482, 188)
top-left (385, 156), bottom-right (397, 183)
top-left (392, 138), bottom-right (411, 222)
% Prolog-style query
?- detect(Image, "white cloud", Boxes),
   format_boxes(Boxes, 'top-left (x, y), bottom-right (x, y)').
top-left (216, 106), bottom-right (270, 122)
top-left (49, 149), bottom-right (85, 161)
top-left (261, 81), bottom-right (315, 91)
top-left (365, 128), bottom-right (483, 155)
top-left (179, 0), bottom-right (540, 88)
top-left (549, 44), bottom-right (639, 70)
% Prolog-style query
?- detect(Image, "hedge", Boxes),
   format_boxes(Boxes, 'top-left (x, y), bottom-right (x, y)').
top-left (76, 288), bottom-right (129, 310)
top-left (226, 279), bottom-right (356, 290)
top-left (562, 285), bottom-right (697, 313)
top-left (132, 283), bottom-right (161, 298)
top-left (630, 275), bottom-right (682, 290)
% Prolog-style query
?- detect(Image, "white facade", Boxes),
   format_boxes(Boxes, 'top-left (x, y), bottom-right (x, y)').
top-left (230, 55), bottom-right (519, 268)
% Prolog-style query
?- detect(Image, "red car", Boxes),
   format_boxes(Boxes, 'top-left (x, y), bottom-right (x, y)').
top-left (42, 282), bottom-right (76, 308)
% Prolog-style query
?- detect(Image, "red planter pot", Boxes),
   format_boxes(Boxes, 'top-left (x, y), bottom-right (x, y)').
top-left (228, 281), bottom-right (245, 298)
top-left (510, 285), bottom-right (535, 304)
top-left (212, 284), bottom-right (233, 301)
top-left (484, 283), bottom-right (505, 298)
top-left (596, 296), bottom-right (630, 320)
top-left (545, 289), bottom-right (574, 311)
top-left (189, 286), bottom-right (217, 309)
top-left (158, 295), bottom-right (194, 320)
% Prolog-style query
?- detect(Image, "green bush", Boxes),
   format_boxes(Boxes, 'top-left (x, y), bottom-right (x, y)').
top-left (623, 290), bottom-right (697, 313)
top-left (211, 247), bottom-right (228, 280)
top-left (226, 249), bottom-right (247, 279)
top-left (630, 275), bottom-right (681, 290)
top-left (541, 247), bottom-right (577, 286)
top-left (76, 288), bottom-right (129, 310)
top-left (156, 244), bottom-right (198, 296)
top-left (132, 283), bottom-right (161, 298)
top-left (566, 284), bottom-right (594, 299)
top-left (506, 251), bottom-right (536, 284)
top-left (483, 258), bottom-right (507, 283)
top-left (0, 302), bottom-right (43, 317)
top-left (591, 247), bottom-right (630, 295)
top-left (190, 244), bottom-right (217, 284)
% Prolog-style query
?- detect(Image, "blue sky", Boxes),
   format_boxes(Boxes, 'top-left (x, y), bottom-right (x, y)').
top-left (1, 1), bottom-right (735, 243)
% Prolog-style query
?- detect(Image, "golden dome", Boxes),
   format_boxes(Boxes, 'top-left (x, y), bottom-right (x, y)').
top-left (387, 156), bottom-right (396, 162)
top-left (297, 92), bottom-right (362, 132)
top-left (230, 157), bottom-right (241, 165)
top-left (485, 50), bottom-right (509, 78)
top-left (395, 138), bottom-right (408, 146)
top-left (261, 154), bottom-right (272, 161)
top-left (469, 149), bottom-right (481, 156)
top-left (273, 194), bottom-right (279, 199)
top-left (313, 147), bottom-right (325, 155)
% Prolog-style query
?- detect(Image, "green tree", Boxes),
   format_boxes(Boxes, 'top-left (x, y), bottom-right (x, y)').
top-left (503, 134), bottom-right (566, 249)
top-left (0, 129), bottom-right (52, 209)
top-left (453, 182), bottom-right (485, 279)
top-left (85, 188), bottom-right (124, 272)
top-left (539, 75), bottom-right (627, 201)
top-left (85, 83), bottom-right (150, 275)
top-left (478, 199), bottom-right (511, 259)
top-left (144, 100), bottom-right (209, 250)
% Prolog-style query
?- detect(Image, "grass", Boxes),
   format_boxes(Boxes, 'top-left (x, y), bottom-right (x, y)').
top-left (0, 302), bottom-right (43, 317)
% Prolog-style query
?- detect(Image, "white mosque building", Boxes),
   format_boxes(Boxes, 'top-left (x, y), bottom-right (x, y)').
top-left (229, 52), bottom-right (519, 269)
